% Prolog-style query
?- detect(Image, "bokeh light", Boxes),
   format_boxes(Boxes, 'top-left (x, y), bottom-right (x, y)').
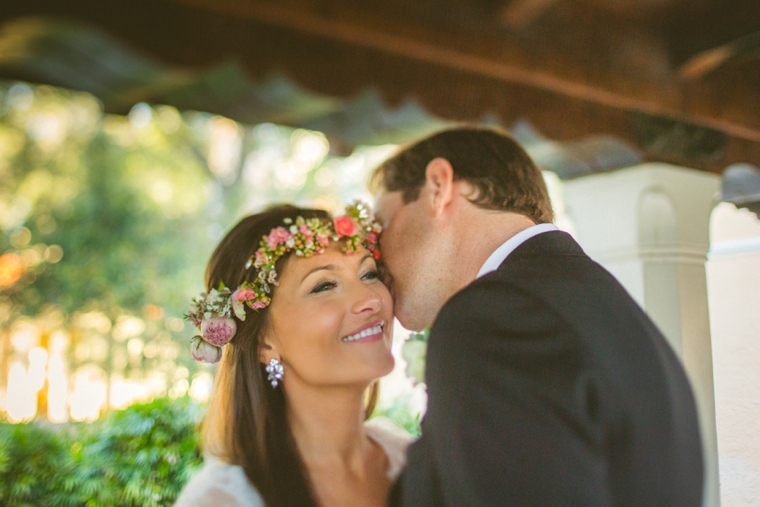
top-left (0, 80), bottom-right (400, 424)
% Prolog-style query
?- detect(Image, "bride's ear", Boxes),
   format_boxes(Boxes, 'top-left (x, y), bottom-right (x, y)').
top-left (258, 330), bottom-right (279, 365)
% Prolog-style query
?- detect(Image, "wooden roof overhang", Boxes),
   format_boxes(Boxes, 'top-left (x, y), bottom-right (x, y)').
top-left (1, 0), bottom-right (759, 175)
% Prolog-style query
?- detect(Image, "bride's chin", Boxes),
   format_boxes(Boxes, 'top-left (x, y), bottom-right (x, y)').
top-left (360, 356), bottom-right (395, 383)
top-left (379, 354), bottom-right (396, 377)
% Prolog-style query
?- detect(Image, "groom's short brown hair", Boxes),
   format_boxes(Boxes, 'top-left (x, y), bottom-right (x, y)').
top-left (371, 126), bottom-right (554, 224)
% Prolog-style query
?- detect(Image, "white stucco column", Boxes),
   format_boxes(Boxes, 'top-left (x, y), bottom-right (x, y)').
top-left (562, 163), bottom-right (721, 507)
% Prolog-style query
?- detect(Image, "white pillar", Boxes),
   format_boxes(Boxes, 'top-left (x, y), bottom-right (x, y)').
top-left (563, 163), bottom-right (721, 507)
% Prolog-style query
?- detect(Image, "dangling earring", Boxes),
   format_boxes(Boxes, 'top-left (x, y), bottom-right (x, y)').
top-left (266, 358), bottom-right (284, 388)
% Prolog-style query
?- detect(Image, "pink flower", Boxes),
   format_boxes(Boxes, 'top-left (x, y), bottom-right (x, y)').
top-left (191, 336), bottom-right (222, 364)
top-left (267, 227), bottom-right (291, 248)
top-left (334, 216), bottom-right (355, 237)
top-left (230, 289), bottom-right (255, 320)
top-left (251, 301), bottom-right (267, 310)
top-left (201, 317), bottom-right (237, 347)
top-left (300, 224), bottom-right (310, 234)
top-left (235, 289), bottom-right (256, 301)
top-left (367, 232), bottom-right (377, 244)
top-left (255, 251), bottom-right (269, 265)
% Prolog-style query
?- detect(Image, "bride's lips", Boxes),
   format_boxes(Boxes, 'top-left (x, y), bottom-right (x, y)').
top-left (342, 321), bottom-right (385, 343)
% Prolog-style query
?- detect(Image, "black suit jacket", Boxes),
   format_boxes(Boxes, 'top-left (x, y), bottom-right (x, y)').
top-left (391, 231), bottom-right (703, 507)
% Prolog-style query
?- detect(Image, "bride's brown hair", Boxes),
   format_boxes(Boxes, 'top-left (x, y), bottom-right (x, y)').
top-left (201, 205), bottom-right (379, 507)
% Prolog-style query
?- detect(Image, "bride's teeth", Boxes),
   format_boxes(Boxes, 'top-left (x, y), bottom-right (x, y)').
top-left (342, 324), bottom-right (383, 342)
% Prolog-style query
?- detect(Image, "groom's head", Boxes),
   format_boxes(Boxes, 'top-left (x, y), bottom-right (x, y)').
top-left (372, 126), bottom-right (553, 330)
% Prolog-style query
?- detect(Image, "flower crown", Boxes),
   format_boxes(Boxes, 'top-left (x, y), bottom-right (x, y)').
top-left (185, 201), bottom-right (382, 363)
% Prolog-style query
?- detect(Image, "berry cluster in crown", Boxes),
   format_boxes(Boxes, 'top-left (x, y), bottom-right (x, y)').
top-left (184, 201), bottom-right (382, 363)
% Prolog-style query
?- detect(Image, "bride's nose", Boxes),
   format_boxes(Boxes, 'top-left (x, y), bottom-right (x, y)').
top-left (350, 283), bottom-right (382, 315)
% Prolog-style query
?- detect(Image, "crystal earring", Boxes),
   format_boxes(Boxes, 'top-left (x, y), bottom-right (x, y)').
top-left (265, 358), bottom-right (284, 388)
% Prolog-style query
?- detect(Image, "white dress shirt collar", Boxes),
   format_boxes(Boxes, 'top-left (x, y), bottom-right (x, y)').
top-left (476, 223), bottom-right (559, 278)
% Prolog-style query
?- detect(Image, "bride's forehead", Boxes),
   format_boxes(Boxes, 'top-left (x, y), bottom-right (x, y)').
top-left (285, 243), bottom-right (368, 272)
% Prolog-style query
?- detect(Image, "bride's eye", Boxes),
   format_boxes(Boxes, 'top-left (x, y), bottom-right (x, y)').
top-left (310, 280), bottom-right (337, 294)
top-left (361, 270), bottom-right (380, 282)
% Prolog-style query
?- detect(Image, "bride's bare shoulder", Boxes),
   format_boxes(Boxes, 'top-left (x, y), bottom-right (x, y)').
top-left (174, 456), bottom-right (264, 507)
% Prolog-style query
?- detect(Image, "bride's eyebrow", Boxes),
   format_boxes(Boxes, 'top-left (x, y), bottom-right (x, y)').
top-left (300, 255), bottom-right (374, 284)
top-left (300, 264), bottom-right (338, 284)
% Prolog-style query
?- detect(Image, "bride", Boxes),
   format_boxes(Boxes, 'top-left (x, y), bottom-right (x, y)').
top-left (174, 204), bottom-right (410, 507)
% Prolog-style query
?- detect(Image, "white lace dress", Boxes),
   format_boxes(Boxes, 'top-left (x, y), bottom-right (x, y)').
top-left (174, 417), bottom-right (412, 507)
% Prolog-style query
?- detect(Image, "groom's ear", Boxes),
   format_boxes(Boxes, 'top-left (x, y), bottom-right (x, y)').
top-left (425, 157), bottom-right (455, 218)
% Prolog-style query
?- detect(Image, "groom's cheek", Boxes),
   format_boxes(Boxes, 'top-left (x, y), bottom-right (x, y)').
top-left (378, 263), bottom-right (394, 291)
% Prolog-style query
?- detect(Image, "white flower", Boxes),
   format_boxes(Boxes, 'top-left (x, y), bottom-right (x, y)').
top-left (191, 336), bottom-right (222, 364)
top-left (286, 238), bottom-right (295, 248)
top-left (230, 289), bottom-right (247, 321)
top-left (289, 225), bottom-right (298, 234)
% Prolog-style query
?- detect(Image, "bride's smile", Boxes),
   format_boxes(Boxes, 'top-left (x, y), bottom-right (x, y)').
top-left (261, 241), bottom-right (395, 390)
top-left (341, 321), bottom-right (385, 343)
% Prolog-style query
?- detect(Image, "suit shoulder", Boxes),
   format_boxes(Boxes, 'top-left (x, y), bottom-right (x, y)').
top-left (431, 272), bottom-right (580, 360)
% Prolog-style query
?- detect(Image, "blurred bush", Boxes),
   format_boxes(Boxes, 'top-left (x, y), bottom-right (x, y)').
top-left (0, 397), bottom-right (203, 507)
top-left (372, 395), bottom-right (422, 439)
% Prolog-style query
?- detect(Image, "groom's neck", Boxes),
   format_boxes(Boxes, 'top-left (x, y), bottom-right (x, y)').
top-left (448, 208), bottom-right (536, 288)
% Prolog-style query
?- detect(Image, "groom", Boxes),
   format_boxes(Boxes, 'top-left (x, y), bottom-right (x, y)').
top-left (373, 127), bottom-right (704, 507)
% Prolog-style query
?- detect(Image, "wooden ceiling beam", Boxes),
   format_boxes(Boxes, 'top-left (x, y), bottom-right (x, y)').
top-left (679, 32), bottom-right (760, 79)
top-left (165, 0), bottom-right (760, 143)
top-left (499, 0), bottom-right (561, 29)
top-left (2, 0), bottom-right (759, 171)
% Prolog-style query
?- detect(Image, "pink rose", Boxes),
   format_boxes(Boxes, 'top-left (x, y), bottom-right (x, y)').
top-left (191, 336), bottom-right (222, 364)
top-left (367, 232), bottom-right (377, 244)
top-left (251, 301), bottom-right (267, 310)
top-left (201, 317), bottom-right (237, 346)
top-left (333, 216), bottom-right (355, 237)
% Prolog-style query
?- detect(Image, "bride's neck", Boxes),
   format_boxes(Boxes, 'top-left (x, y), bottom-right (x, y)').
top-left (285, 381), bottom-right (370, 466)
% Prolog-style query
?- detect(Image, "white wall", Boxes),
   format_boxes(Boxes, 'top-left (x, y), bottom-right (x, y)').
top-left (562, 164), bottom-right (721, 507)
top-left (707, 203), bottom-right (760, 507)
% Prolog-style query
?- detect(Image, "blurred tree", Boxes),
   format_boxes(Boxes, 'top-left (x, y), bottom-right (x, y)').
top-left (0, 80), bottom-right (389, 418)
top-left (0, 84), bottom-right (218, 318)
